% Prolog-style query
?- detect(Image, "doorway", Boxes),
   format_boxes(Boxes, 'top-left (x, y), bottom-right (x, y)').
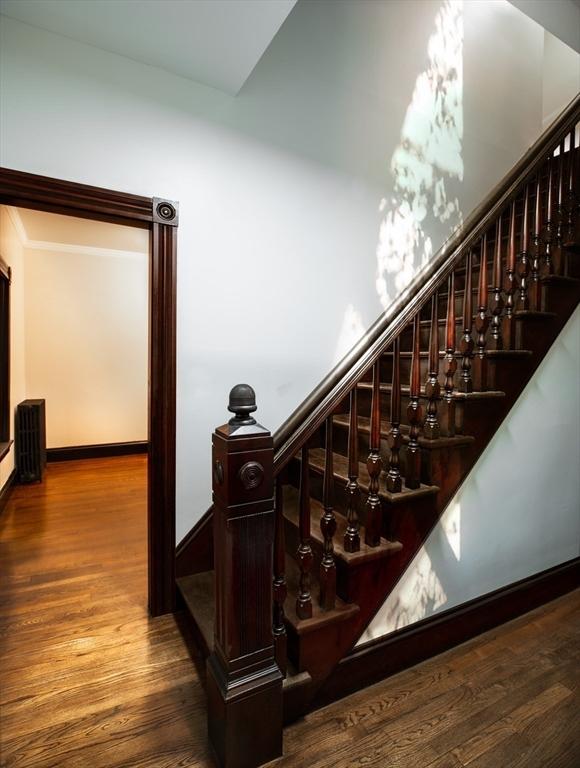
top-left (0, 167), bottom-right (177, 616)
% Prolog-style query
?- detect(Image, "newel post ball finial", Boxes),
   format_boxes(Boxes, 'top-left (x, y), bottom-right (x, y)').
top-left (228, 383), bottom-right (257, 425)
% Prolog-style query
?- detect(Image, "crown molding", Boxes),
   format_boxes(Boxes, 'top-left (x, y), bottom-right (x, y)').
top-left (3, 205), bottom-right (147, 260)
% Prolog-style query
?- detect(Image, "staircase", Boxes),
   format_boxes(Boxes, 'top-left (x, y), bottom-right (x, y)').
top-left (175, 96), bottom-right (580, 768)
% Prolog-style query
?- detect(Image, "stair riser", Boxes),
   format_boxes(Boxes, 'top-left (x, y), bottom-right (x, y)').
top-left (356, 387), bottom-right (459, 436)
top-left (332, 424), bottom-right (468, 487)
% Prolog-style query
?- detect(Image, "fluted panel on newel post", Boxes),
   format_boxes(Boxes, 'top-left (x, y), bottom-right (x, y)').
top-left (207, 384), bottom-right (283, 768)
top-left (273, 479), bottom-right (287, 676)
top-left (424, 291), bottom-right (441, 438)
top-left (489, 214), bottom-right (505, 350)
top-left (473, 234), bottom-right (490, 391)
top-left (386, 337), bottom-right (403, 493)
top-left (296, 445), bottom-right (313, 619)
top-left (503, 199), bottom-right (517, 349)
top-left (405, 313), bottom-right (423, 489)
top-left (518, 183), bottom-right (531, 310)
top-left (530, 171), bottom-right (543, 310)
top-left (365, 361), bottom-right (383, 546)
top-left (459, 253), bottom-right (474, 392)
top-left (319, 416), bottom-right (337, 611)
top-left (442, 272), bottom-right (457, 434)
top-left (344, 388), bottom-right (361, 553)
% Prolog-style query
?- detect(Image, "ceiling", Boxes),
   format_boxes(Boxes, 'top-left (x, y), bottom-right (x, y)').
top-left (10, 208), bottom-right (149, 256)
top-left (0, 0), bottom-right (297, 95)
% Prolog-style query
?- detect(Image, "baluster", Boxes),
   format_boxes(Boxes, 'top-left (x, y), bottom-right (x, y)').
top-left (459, 251), bottom-right (474, 391)
top-left (473, 235), bottom-right (489, 390)
top-left (564, 130), bottom-right (576, 246)
top-left (405, 313), bottom-right (423, 489)
top-left (530, 172), bottom-right (542, 310)
top-left (489, 213), bottom-right (505, 349)
top-left (544, 154), bottom-right (554, 276)
top-left (424, 291), bottom-right (441, 436)
top-left (273, 480), bottom-right (287, 674)
top-left (517, 184), bottom-right (531, 309)
top-left (443, 271), bottom-right (458, 432)
top-left (554, 140), bottom-right (565, 272)
top-left (319, 416), bottom-right (336, 610)
top-left (386, 337), bottom-right (403, 493)
top-left (503, 199), bottom-right (517, 349)
top-left (296, 445), bottom-right (313, 619)
top-left (343, 388), bottom-right (360, 552)
top-left (365, 361), bottom-right (382, 546)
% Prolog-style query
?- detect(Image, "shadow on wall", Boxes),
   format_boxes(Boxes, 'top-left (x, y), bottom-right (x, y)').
top-left (335, 0), bottom-right (464, 358)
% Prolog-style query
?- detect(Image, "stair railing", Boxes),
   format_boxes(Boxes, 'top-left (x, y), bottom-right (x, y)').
top-left (208, 94), bottom-right (579, 768)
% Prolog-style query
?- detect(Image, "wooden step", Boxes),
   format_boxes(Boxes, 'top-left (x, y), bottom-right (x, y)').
top-left (282, 484), bottom-right (402, 567)
top-left (283, 552), bottom-right (360, 636)
top-left (307, 447), bottom-right (439, 505)
top-left (332, 413), bottom-right (474, 450)
top-left (357, 380), bottom-right (506, 401)
top-left (177, 572), bottom-right (313, 696)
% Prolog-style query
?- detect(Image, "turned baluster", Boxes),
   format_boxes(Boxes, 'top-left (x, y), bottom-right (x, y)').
top-left (530, 172), bottom-right (543, 310)
top-left (473, 235), bottom-right (489, 391)
top-left (424, 291), bottom-right (441, 436)
top-left (443, 271), bottom-right (458, 432)
top-left (365, 361), bottom-right (382, 546)
top-left (503, 199), bottom-right (517, 349)
top-left (405, 313), bottom-right (423, 489)
top-left (319, 416), bottom-right (336, 611)
top-left (343, 388), bottom-right (361, 553)
top-left (489, 213), bottom-right (505, 349)
top-left (296, 445), bottom-right (313, 619)
top-left (544, 154), bottom-right (554, 276)
top-left (554, 140), bottom-right (565, 271)
top-left (273, 480), bottom-right (287, 674)
top-left (517, 184), bottom-right (531, 309)
top-left (386, 337), bottom-right (403, 493)
top-left (459, 251), bottom-right (474, 391)
top-left (564, 130), bottom-right (577, 245)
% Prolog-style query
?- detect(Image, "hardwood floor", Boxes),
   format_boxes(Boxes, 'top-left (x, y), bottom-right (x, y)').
top-left (1, 457), bottom-right (579, 767)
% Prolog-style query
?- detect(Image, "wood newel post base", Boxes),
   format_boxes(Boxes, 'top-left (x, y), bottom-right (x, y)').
top-left (207, 384), bottom-right (283, 768)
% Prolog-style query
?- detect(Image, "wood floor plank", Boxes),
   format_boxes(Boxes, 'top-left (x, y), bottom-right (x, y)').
top-left (2, 457), bottom-right (579, 768)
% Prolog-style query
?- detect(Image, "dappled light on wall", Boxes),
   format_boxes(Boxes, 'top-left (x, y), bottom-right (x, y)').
top-left (357, 549), bottom-right (449, 644)
top-left (376, 0), bottom-right (464, 309)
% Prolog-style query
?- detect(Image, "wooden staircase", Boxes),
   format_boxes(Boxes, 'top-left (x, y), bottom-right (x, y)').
top-left (175, 97), bottom-right (580, 767)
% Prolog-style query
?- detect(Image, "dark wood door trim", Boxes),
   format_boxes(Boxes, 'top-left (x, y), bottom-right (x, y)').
top-left (0, 167), bottom-right (178, 616)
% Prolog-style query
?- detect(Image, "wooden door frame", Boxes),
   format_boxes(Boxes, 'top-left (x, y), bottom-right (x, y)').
top-left (0, 167), bottom-right (177, 616)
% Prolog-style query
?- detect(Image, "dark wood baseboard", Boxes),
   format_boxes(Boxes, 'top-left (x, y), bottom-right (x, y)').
top-left (314, 557), bottom-right (580, 710)
top-left (0, 467), bottom-right (17, 515)
top-left (47, 441), bottom-right (149, 462)
top-left (176, 504), bottom-right (214, 578)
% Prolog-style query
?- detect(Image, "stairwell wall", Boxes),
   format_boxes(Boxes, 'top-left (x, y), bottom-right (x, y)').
top-left (358, 307), bottom-right (580, 645)
top-left (0, 2), bottom-right (578, 538)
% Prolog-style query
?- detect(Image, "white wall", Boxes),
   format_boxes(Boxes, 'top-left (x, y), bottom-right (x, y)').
top-left (359, 308), bottom-right (580, 644)
top-left (0, 207), bottom-right (26, 490)
top-left (23, 247), bottom-right (148, 448)
top-left (543, 30), bottom-right (580, 128)
top-left (0, 2), bottom-right (577, 540)
top-left (509, 0), bottom-right (580, 54)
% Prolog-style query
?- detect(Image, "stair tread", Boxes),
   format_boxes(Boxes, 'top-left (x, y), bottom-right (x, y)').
top-left (284, 552), bottom-right (360, 635)
top-left (540, 274), bottom-right (580, 285)
top-left (332, 414), bottom-right (475, 449)
top-left (283, 485), bottom-right (402, 565)
top-left (379, 349), bottom-right (532, 358)
top-left (513, 310), bottom-right (557, 320)
top-left (177, 572), bottom-right (312, 689)
top-left (308, 447), bottom-right (439, 504)
top-left (357, 381), bottom-right (506, 400)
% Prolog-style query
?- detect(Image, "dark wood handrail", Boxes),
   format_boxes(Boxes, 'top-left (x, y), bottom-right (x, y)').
top-left (273, 93), bottom-right (580, 472)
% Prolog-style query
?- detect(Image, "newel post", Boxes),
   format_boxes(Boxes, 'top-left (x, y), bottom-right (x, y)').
top-left (207, 384), bottom-right (283, 768)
